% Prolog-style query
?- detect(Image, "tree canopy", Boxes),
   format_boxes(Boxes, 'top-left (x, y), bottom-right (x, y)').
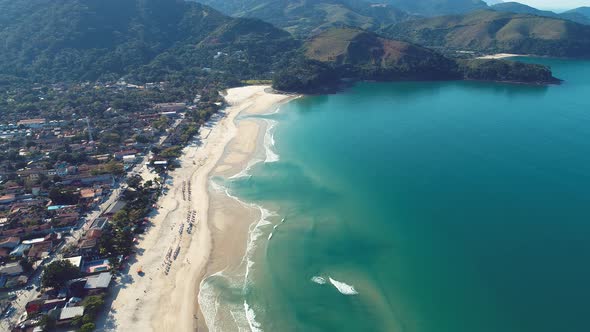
top-left (41, 260), bottom-right (81, 289)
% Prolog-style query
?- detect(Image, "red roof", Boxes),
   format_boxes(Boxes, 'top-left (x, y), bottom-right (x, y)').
top-left (27, 241), bottom-right (53, 258)
top-left (79, 238), bottom-right (98, 249)
top-left (1, 228), bottom-right (24, 237)
top-left (0, 236), bottom-right (20, 246)
top-left (87, 229), bottom-right (102, 239)
top-left (114, 149), bottom-right (138, 157)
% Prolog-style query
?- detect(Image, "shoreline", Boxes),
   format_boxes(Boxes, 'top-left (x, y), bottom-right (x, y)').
top-left (476, 53), bottom-right (525, 59)
top-left (97, 86), bottom-right (297, 332)
top-left (197, 92), bottom-right (297, 331)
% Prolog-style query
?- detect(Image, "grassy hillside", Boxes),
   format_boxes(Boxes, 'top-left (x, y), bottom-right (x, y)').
top-left (382, 10), bottom-right (590, 57)
top-left (491, 2), bottom-right (590, 25)
top-left (0, 0), bottom-right (298, 82)
top-left (304, 27), bottom-right (457, 74)
top-left (197, 0), bottom-right (414, 36)
top-left (492, 2), bottom-right (560, 17)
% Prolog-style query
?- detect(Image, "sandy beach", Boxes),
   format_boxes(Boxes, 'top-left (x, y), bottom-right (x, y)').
top-left (476, 53), bottom-right (524, 59)
top-left (98, 86), bottom-right (295, 332)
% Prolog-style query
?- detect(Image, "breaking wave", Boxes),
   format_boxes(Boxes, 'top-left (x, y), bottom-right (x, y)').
top-left (328, 278), bottom-right (359, 295)
top-left (311, 276), bottom-right (327, 285)
top-left (264, 119), bottom-right (279, 163)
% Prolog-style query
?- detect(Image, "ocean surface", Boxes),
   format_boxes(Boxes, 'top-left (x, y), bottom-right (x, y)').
top-left (201, 58), bottom-right (590, 332)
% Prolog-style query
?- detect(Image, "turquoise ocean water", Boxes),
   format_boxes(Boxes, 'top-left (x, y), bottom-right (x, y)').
top-left (202, 58), bottom-right (590, 332)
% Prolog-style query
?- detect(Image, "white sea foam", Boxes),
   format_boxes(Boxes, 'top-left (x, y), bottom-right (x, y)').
top-left (264, 119), bottom-right (279, 163)
top-left (243, 206), bottom-right (275, 284)
top-left (267, 224), bottom-right (280, 241)
top-left (210, 180), bottom-right (226, 193)
top-left (229, 310), bottom-right (250, 332)
top-left (230, 118), bottom-right (280, 178)
top-left (231, 204), bottom-right (277, 332)
top-left (206, 172), bottom-right (280, 331)
top-left (198, 271), bottom-right (226, 332)
top-left (328, 278), bottom-right (359, 295)
top-left (264, 106), bottom-right (281, 116)
top-left (311, 276), bottom-right (327, 285)
top-left (244, 301), bottom-right (263, 332)
top-left (229, 158), bottom-right (261, 179)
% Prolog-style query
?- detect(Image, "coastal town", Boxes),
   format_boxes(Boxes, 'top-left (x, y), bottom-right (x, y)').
top-left (2, 0), bottom-right (589, 331)
top-left (0, 80), bottom-right (225, 331)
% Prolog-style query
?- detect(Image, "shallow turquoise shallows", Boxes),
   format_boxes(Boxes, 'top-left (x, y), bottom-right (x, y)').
top-left (222, 58), bottom-right (590, 332)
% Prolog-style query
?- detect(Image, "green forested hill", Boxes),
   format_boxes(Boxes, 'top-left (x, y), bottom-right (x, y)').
top-left (196, 0), bottom-right (414, 36)
top-left (0, 0), bottom-right (562, 93)
top-left (0, 0), bottom-right (298, 82)
top-left (377, 0), bottom-right (488, 16)
top-left (382, 10), bottom-right (590, 57)
top-left (272, 27), bottom-right (557, 93)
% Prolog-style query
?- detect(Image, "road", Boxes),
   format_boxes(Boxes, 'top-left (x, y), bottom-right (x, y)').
top-left (1, 183), bottom-right (124, 330)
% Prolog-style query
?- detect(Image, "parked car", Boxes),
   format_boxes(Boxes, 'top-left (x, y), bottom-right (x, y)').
top-left (3, 306), bottom-right (15, 318)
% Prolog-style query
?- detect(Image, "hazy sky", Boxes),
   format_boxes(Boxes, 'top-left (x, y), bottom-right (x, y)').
top-left (510, 0), bottom-right (590, 11)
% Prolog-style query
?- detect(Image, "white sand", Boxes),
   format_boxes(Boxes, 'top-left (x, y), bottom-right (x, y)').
top-left (477, 53), bottom-right (524, 59)
top-left (97, 86), bottom-right (295, 332)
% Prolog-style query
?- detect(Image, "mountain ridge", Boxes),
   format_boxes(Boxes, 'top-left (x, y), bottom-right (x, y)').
top-left (196, 0), bottom-right (415, 36)
top-left (382, 10), bottom-right (590, 58)
top-left (565, 7), bottom-right (590, 18)
top-left (0, 0), bottom-right (298, 82)
top-left (491, 2), bottom-right (590, 25)
top-left (0, 1), bottom-right (563, 93)
top-left (273, 27), bottom-right (559, 93)
top-left (373, 0), bottom-right (489, 16)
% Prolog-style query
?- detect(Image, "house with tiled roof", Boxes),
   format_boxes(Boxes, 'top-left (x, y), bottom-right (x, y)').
top-left (0, 236), bottom-right (20, 249)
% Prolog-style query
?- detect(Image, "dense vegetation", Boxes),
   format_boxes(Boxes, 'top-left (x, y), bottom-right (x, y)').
top-left (273, 28), bottom-right (558, 93)
top-left (378, 0), bottom-right (488, 16)
top-left (458, 59), bottom-right (559, 83)
top-left (272, 59), bottom-right (340, 93)
top-left (0, 1), bottom-right (568, 99)
top-left (99, 178), bottom-right (156, 259)
top-left (197, 0), bottom-right (414, 36)
top-left (382, 10), bottom-right (590, 58)
top-left (41, 260), bottom-right (81, 289)
top-left (0, 0), bottom-right (298, 84)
